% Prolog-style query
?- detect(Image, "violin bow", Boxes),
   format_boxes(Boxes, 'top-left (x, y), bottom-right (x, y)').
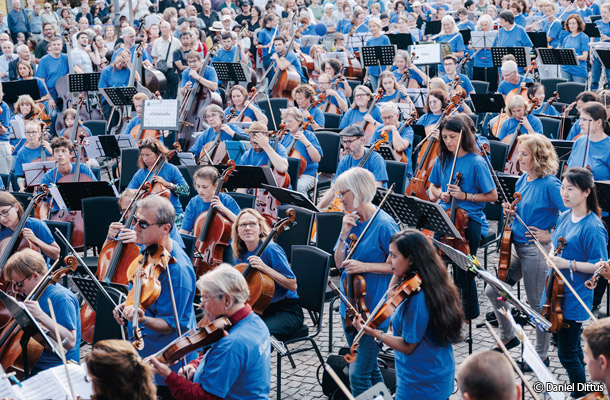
top-left (48, 299), bottom-right (77, 400)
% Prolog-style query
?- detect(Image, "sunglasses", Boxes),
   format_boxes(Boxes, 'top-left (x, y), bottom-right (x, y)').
top-left (132, 215), bottom-right (163, 230)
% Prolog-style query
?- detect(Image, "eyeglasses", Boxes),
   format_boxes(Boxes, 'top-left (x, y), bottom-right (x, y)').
top-left (381, 115), bottom-right (394, 121)
top-left (0, 205), bottom-right (14, 219)
top-left (25, 130), bottom-right (40, 135)
top-left (13, 274), bottom-right (30, 290)
top-left (341, 138), bottom-right (359, 145)
top-left (238, 221), bottom-right (258, 229)
top-left (200, 293), bottom-right (223, 304)
top-left (355, 94), bottom-right (369, 98)
top-left (132, 215), bottom-right (162, 230)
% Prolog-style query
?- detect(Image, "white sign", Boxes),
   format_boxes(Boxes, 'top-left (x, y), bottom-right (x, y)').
top-left (410, 43), bottom-right (441, 65)
top-left (142, 99), bottom-right (180, 131)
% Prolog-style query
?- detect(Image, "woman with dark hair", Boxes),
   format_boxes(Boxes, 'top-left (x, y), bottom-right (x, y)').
top-left (567, 102), bottom-right (610, 180)
top-left (355, 229), bottom-right (464, 399)
top-left (493, 10), bottom-right (533, 58)
top-left (528, 83), bottom-right (561, 117)
top-left (86, 339), bottom-right (157, 400)
top-left (561, 14), bottom-right (589, 84)
top-left (544, 167), bottom-right (608, 398)
top-left (566, 91), bottom-right (599, 140)
top-left (321, 58), bottom-right (352, 98)
top-left (417, 89), bottom-right (448, 129)
top-left (338, 85), bottom-right (382, 133)
top-left (428, 115), bottom-right (497, 319)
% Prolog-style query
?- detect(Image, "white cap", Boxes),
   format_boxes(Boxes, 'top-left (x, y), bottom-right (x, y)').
top-left (221, 14), bottom-right (231, 21)
top-left (413, 1), bottom-right (422, 6)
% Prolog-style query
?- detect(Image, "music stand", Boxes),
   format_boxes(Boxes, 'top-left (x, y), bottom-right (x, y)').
top-left (52, 182), bottom-right (117, 212)
top-left (495, 173), bottom-right (519, 205)
top-left (3, 80), bottom-right (40, 104)
top-left (376, 146), bottom-right (397, 161)
top-left (550, 139), bottom-right (573, 160)
top-left (211, 62), bottom-right (249, 83)
top-left (459, 29), bottom-right (471, 45)
top-left (355, 383), bottom-right (393, 400)
top-left (224, 165), bottom-right (276, 191)
top-left (350, 32), bottom-right (372, 50)
top-left (260, 184), bottom-right (320, 212)
top-left (404, 88), bottom-right (428, 107)
top-left (68, 73), bottom-right (101, 93)
top-left (387, 33), bottom-right (413, 50)
top-left (99, 87), bottom-right (138, 107)
top-left (527, 32), bottom-right (547, 48)
top-left (585, 22), bottom-right (601, 38)
top-left (594, 49), bottom-right (610, 70)
top-left (23, 161), bottom-right (55, 188)
top-left (361, 45), bottom-right (397, 68)
top-left (470, 94), bottom-right (506, 114)
top-left (324, 51), bottom-right (349, 66)
top-left (96, 135), bottom-right (123, 158)
top-left (424, 20), bottom-right (441, 36)
top-left (470, 31), bottom-right (497, 50)
top-left (536, 48), bottom-right (578, 67)
top-left (596, 181), bottom-right (610, 213)
top-left (491, 47), bottom-right (530, 68)
top-left (69, 276), bottom-right (127, 312)
top-left (0, 290), bottom-right (63, 378)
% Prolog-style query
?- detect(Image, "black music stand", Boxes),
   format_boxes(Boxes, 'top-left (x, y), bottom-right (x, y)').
top-left (99, 87), bottom-right (138, 107)
top-left (527, 32), bottom-right (547, 48)
top-left (224, 165), bottom-right (276, 191)
top-left (361, 45), bottom-right (396, 68)
top-left (260, 184), bottom-right (320, 212)
top-left (387, 33), bottom-right (413, 50)
top-left (494, 173), bottom-right (519, 205)
top-left (424, 20), bottom-right (441, 36)
top-left (459, 29), bottom-right (471, 45)
top-left (491, 47), bottom-right (530, 68)
top-left (585, 22), bottom-right (601, 38)
top-left (376, 146), bottom-right (397, 161)
top-left (0, 290), bottom-right (63, 378)
top-left (212, 62), bottom-right (249, 84)
top-left (536, 48), bottom-right (578, 67)
top-left (550, 139), bottom-right (574, 160)
top-left (54, 182), bottom-right (116, 212)
top-left (97, 135), bottom-right (123, 158)
top-left (3, 80), bottom-right (40, 104)
top-left (594, 49), bottom-right (610, 70)
top-left (70, 276), bottom-right (127, 312)
top-left (68, 73), bottom-right (101, 93)
top-left (596, 181), bottom-right (610, 213)
top-left (471, 94), bottom-right (506, 114)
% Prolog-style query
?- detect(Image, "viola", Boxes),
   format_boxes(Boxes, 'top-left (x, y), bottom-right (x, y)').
top-left (143, 149), bottom-right (179, 199)
top-left (125, 244), bottom-right (173, 350)
top-left (233, 87), bottom-right (258, 123)
top-left (538, 91), bottom-right (559, 116)
top-left (235, 208), bottom-right (296, 314)
top-left (541, 237), bottom-right (567, 333)
top-left (497, 193), bottom-right (522, 282)
top-left (360, 88), bottom-right (384, 139)
top-left (502, 97), bottom-right (540, 175)
top-left (192, 161), bottom-right (236, 277)
top-left (585, 262), bottom-right (610, 290)
top-left (285, 116), bottom-right (314, 177)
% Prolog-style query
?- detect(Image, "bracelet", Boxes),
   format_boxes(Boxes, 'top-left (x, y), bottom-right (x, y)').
top-left (107, 235), bottom-right (116, 241)
top-left (142, 316), bottom-right (149, 326)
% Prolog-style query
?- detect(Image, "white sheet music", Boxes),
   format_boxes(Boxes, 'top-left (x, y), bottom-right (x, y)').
top-left (16, 364), bottom-right (93, 400)
top-left (23, 161), bottom-right (56, 187)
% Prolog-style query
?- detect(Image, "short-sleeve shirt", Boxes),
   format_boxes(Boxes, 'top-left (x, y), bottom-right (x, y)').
top-left (188, 124), bottom-right (246, 158)
top-left (561, 32), bottom-right (589, 78)
top-left (238, 144), bottom-right (288, 167)
top-left (370, 124), bottom-right (414, 177)
top-left (180, 66), bottom-right (218, 88)
top-left (14, 145), bottom-right (51, 177)
top-left (41, 164), bottom-right (97, 212)
top-left (567, 136), bottom-right (610, 181)
top-left (181, 193), bottom-right (241, 233)
top-left (338, 106), bottom-right (382, 129)
top-left (35, 53), bottom-right (69, 98)
top-left (335, 151), bottom-right (388, 187)
top-left (127, 163), bottom-right (188, 214)
top-left (497, 115), bottom-right (543, 139)
top-left (279, 130), bottom-right (324, 176)
top-left (365, 35), bottom-right (391, 77)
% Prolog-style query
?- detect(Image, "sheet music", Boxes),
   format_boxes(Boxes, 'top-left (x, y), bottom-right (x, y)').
top-left (52, 364), bottom-right (93, 399)
top-left (48, 185), bottom-right (68, 211)
top-left (83, 136), bottom-right (104, 159)
top-left (142, 99), bottom-right (179, 130)
top-left (23, 161), bottom-right (55, 187)
top-left (15, 364), bottom-right (93, 400)
top-left (0, 364), bottom-right (20, 400)
top-left (117, 135), bottom-right (137, 149)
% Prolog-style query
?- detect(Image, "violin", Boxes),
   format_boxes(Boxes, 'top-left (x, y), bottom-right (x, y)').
top-left (586, 261), bottom-right (610, 290)
top-left (538, 91), bottom-right (559, 116)
top-left (344, 272), bottom-right (422, 363)
top-left (235, 208), bottom-right (296, 314)
top-left (502, 97), bottom-right (540, 175)
top-left (497, 193), bottom-right (522, 282)
top-left (541, 237), bottom-right (567, 333)
top-left (125, 244), bottom-right (173, 350)
top-left (151, 317), bottom-right (232, 367)
top-left (143, 149), bottom-right (179, 199)
top-left (0, 256), bottom-right (77, 378)
top-left (285, 116), bottom-right (314, 177)
top-left (130, 91), bottom-right (163, 142)
top-left (192, 161), bottom-right (236, 277)
top-left (232, 87), bottom-right (258, 123)
top-left (360, 88), bottom-right (384, 139)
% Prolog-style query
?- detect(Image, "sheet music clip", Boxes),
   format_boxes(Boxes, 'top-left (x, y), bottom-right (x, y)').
top-left (68, 72), bottom-right (101, 93)
top-left (99, 87), bottom-right (138, 107)
top-left (361, 45), bottom-right (397, 67)
top-left (224, 165), bottom-right (277, 191)
top-left (470, 94), bottom-right (506, 114)
top-left (23, 161), bottom-right (56, 188)
top-left (54, 182), bottom-right (117, 212)
top-left (0, 290), bottom-right (64, 378)
top-left (491, 47), bottom-right (531, 68)
top-left (211, 62), bottom-right (249, 83)
top-left (355, 382), bottom-right (393, 400)
top-left (536, 48), bottom-right (579, 66)
top-left (494, 173), bottom-right (519, 205)
top-left (260, 184), bottom-right (320, 212)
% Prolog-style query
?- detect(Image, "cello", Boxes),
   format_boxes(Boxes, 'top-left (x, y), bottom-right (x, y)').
top-left (267, 25), bottom-right (307, 101)
top-left (321, 74), bottom-right (344, 115)
top-left (192, 161), bottom-right (236, 277)
top-left (379, 112), bottom-right (417, 164)
top-left (541, 237), bottom-right (567, 332)
top-left (284, 116), bottom-right (314, 177)
top-left (502, 97), bottom-right (539, 175)
top-left (235, 208), bottom-right (297, 314)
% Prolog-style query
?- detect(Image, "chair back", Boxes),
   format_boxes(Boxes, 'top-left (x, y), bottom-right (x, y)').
top-left (82, 197), bottom-right (121, 253)
top-left (181, 233), bottom-right (196, 260)
top-left (323, 112), bottom-right (340, 129)
top-left (119, 147), bottom-right (140, 191)
top-left (45, 220), bottom-right (72, 261)
top-left (385, 160), bottom-right (408, 194)
top-left (227, 192), bottom-right (256, 209)
top-left (488, 141), bottom-right (509, 172)
top-left (314, 131), bottom-right (341, 174)
top-left (291, 245), bottom-right (330, 315)
top-left (276, 205), bottom-right (315, 262)
top-left (82, 120), bottom-right (107, 136)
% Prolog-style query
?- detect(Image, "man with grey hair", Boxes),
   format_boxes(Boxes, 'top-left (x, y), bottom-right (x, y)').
top-left (0, 41), bottom-right (14, 82)
top-left (9, 43), bottom-right (35, 80)
top-left (152, 20), bottom-right (180, 97)
top-left (112, 26), bottom-right (153, 66)
top-left (112, 195), bottom-right (197, 400)
top-left (8, 0), bottom-right (30, 42)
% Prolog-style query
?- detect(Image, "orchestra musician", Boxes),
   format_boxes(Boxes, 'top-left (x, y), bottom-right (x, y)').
top-left (354, 229), bottom-right (464, 399)
top-left (257, 13), bottom-right (280, 71)
top-left (485, 134), bottom-right (565, 370)
top-left (583, 317), bottom-right (610, 396)
top-left (149, 264), bottom-right (271, 399)
top-left (591, 4), bottom-right (610, 91)
top-left (528, 83), bottom-right (561, 117)
top-left (292, 84), bottom-right (325, 130)
top-left (315, 73), bottom-right (349, 114)
top-left (441, 54), bottom-right (475, 99)
top-left (237, 121), bottom-right (288, 172)
top-left (378, 71), bottom-right (410, 104)
top-left (16, 61), bottom-right (50, 105)
top-left (334, 167), bottom-right (399, 396)
top-left (188, 104), bottom-right (248, 160)
top-left (321, 58), bottom-right (352, 98)
top-left (34, 36), bottom-right (68, 117)
top-left (428, 116), bottom-right (498, 319)
top-left (14, 120), bottom-right (50, 192)
top-left (112, 195), bottom-right (197, 399)
top-left (561, 14), bottom-right (589, 84)
top-left (98, 49), bottom-right (135, 121)
top-left (269, 34), bottom-right (307, 86)
top-left (338, 85), bottom-right (382, 135)
top-left (122, 92), bottom-right (149, 137)
top-left (179, 51), bottom-right (219, 97)
top-left (372, 102), bottom-right (413, 180)
top-left (232, 209), bottom-right (304, 338)
top-left (85, 339), bottom-right (158, 400)
top-left (278, 107), bottom-right (323, 193)
top-left (127, 139), bottom-right (189, 228)
top-left (497, 60), bottom-right (531, 98)
top-left (566, 91), bottom-right (599, 141)
top-left (493, 10), bottom-right (533, 58)
top-left (362, 17), bottom-right (390, 91)
top-left (457, 351), bottom-right (522, 400)
top-left (471, 15), bottom-right (499, 93)
top-left (434, 16), bottom-right (466, 75)
top-left (417, 89), bottom-right (448, 129)
top-left (4, 249), bottom-right (80, 374)
top-left (497, 95), bottom-right (543, 140)
top-left (391, 50), bottom-right (428, 88)
top-left (317, 125), bottom-right (388, 209)
top-left (58, 108), bottom-right (93, 139)
top-left (567, 102), bottom-right (610, 180)
top-left (544, 167), bottom-right (608, 399)
top-left (224, 86), bottom-right (269, 125)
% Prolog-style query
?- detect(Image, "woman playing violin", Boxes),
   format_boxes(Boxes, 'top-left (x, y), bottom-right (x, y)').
top-left (377, 71), bottom-right (410, 104)
top-left (338, 85), bottom-right (382, 132)
top-left (232, 209), bottom-right (303, 339)
top-left (321, 58), bottom-right (352, 99)
top-left (543, 167), bottom-right (608, 399)
top-left (127, 139), bottom-right (189, 228)
top-left (528, 83), bottom-right (561, 117)
top-left (85, 339), bottom-right (157, 400)
top-left (4, 249), bottom-right (79, 374)
top-left (150, 264), bottom-right (271, 399)
top-left (14, 121), bottom-right (51, 192)
top-left (390, 50), bottom-right (428, 89)
top-left (224, 86), bottom-right (268, 125)
top-left (567, 102), bottom-right (610, 180)
top-left (334, 167), bottom-right (399, 396)
top-left (355, 229), bottom-right (464, 400)
top-left (292, 84), bottom-right (325, 131)
top-left (485, 134), bottom-right (565, 369)
top-left (497, 95), bottom-right (543, 140)
top-left (315, 73), bottom-right (349, 114)
top-left (428, 116), bottom-right (497, 319)
top-left (279, 107), bottom-right (323, 194)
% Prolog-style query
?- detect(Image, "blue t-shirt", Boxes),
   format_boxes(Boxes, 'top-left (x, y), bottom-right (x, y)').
top-left (561, 32), bottom-right (589, 78)
top-left (181, 193), bottom-right (241, 233)
top-left (0, 101), bottom-right (11, 141)
top-left (493, 24), bottom-right (533, 47)
top-left (97, 65), bottom-right (130, 88)
top-left (392, 289), bottom-right (454, 400)
top-left (13, 144), bottom-right (47, 177)
top-left (257, 27), bottom-right (279, 57)
top-left (188, 124), bottom-right (246, 158)
top-left (127, 163), bottom-right (188, 214)
top-left (370, 124), bottom-right (414, 177)
top-left (0, 217), bottom-right (55, 245)
top-left (497, 76), bottom-right (532, 96)
top-left (128, 240), bottom-right (197, 385)
top-left (391, 66), bottom-right (426, 87)
top-left (335, 151), bottom-right (388, 187)
top-left (365, 35), bottom-right (391, 77)
top-left (378, 90), bottom-right (407, 103)
top-left (532, 102), bottom-right (561, 117)
top-left (594, 19), bottom-right (610, 43)
top-left (441, 73), bottom-right (474, 95)
top-left (417, 113), bottom-right (442, 127)
top-left (238, 144), bottom-right (288, 167)
top-left (279, 130), bottom-right (323, 176)
top-left (237, 241), bottom-right (298, 304)
top-left (473, 29), bottom-right (493, 68)
top-left (337, 209), bottom-right (398, 329)
top-left (35, 53), bottom-right (69, 99)
top-left (567, 136), bottom-right (610, 180)
top-left (567, 118), bottom-right (581, 141)
top-left (123, 116), bottom-right (141, 136)
top-left (542, 18), bottom-right (563, 48)
top-left (429, 152), bottom-right (496, 236)
top-left (224, 105), bottom-right (264, 123)
top-left (303, 107), bottom-right (325, 130)
top-left (180, 66), bottom-right (218, 88)
top-left (514, 13), bottom-right (527, 27)
top-left (195, 312), bottom-right (271, 399)
top-left (36, 284), bottom-right (80, 370)
top-left (338, 106), bottom-right (382, 129)
top-left (542, 211), bottom-right (608, 321)
top-left (41, 164), bottom-right (97, 212)
top-left (512, 173), bottom-right (566, 244)
top-left (315, 89), bottom-right (347, 110)
top-left (497, 115), bottom-right (543, 139)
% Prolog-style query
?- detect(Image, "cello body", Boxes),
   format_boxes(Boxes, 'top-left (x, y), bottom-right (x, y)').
top-left (192, 210), bottom-right (232, 277)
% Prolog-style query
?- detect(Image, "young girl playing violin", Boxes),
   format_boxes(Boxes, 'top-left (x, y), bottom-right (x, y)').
top-left (232, 209), bottom-right (304, 340)
top-left (224, 85), bottom-right (268, 125)
top-left (14, 120), bottom-right (51, 192)
top-left (528, 83), bottom-right (561, 117)
top-left (378, 71), bottom-right (410, 104)
top-left (544, 167), bottom-right (608, 399)
top-left (127, 139), bottom-right (190, 228)
top-left (497, 95), bottom-right (543, 140)
top-left (567, 102), bottom-right (610, 180)
top-left (428, 116), bottom-right (497, 319)
top-left (355, 229), bottom-right (464, 400)
top-left (278, 107), bottom-right (323, 194)
top-left (338, 85), bottom-right (383, 135)
top-left (485, 134), bottom-right (565, 369)
top-left (334, 167), bottom-right (399, 396)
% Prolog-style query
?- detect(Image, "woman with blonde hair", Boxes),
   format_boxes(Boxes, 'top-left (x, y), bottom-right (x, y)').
top-left (497, 95), bottom-right (543, 140)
